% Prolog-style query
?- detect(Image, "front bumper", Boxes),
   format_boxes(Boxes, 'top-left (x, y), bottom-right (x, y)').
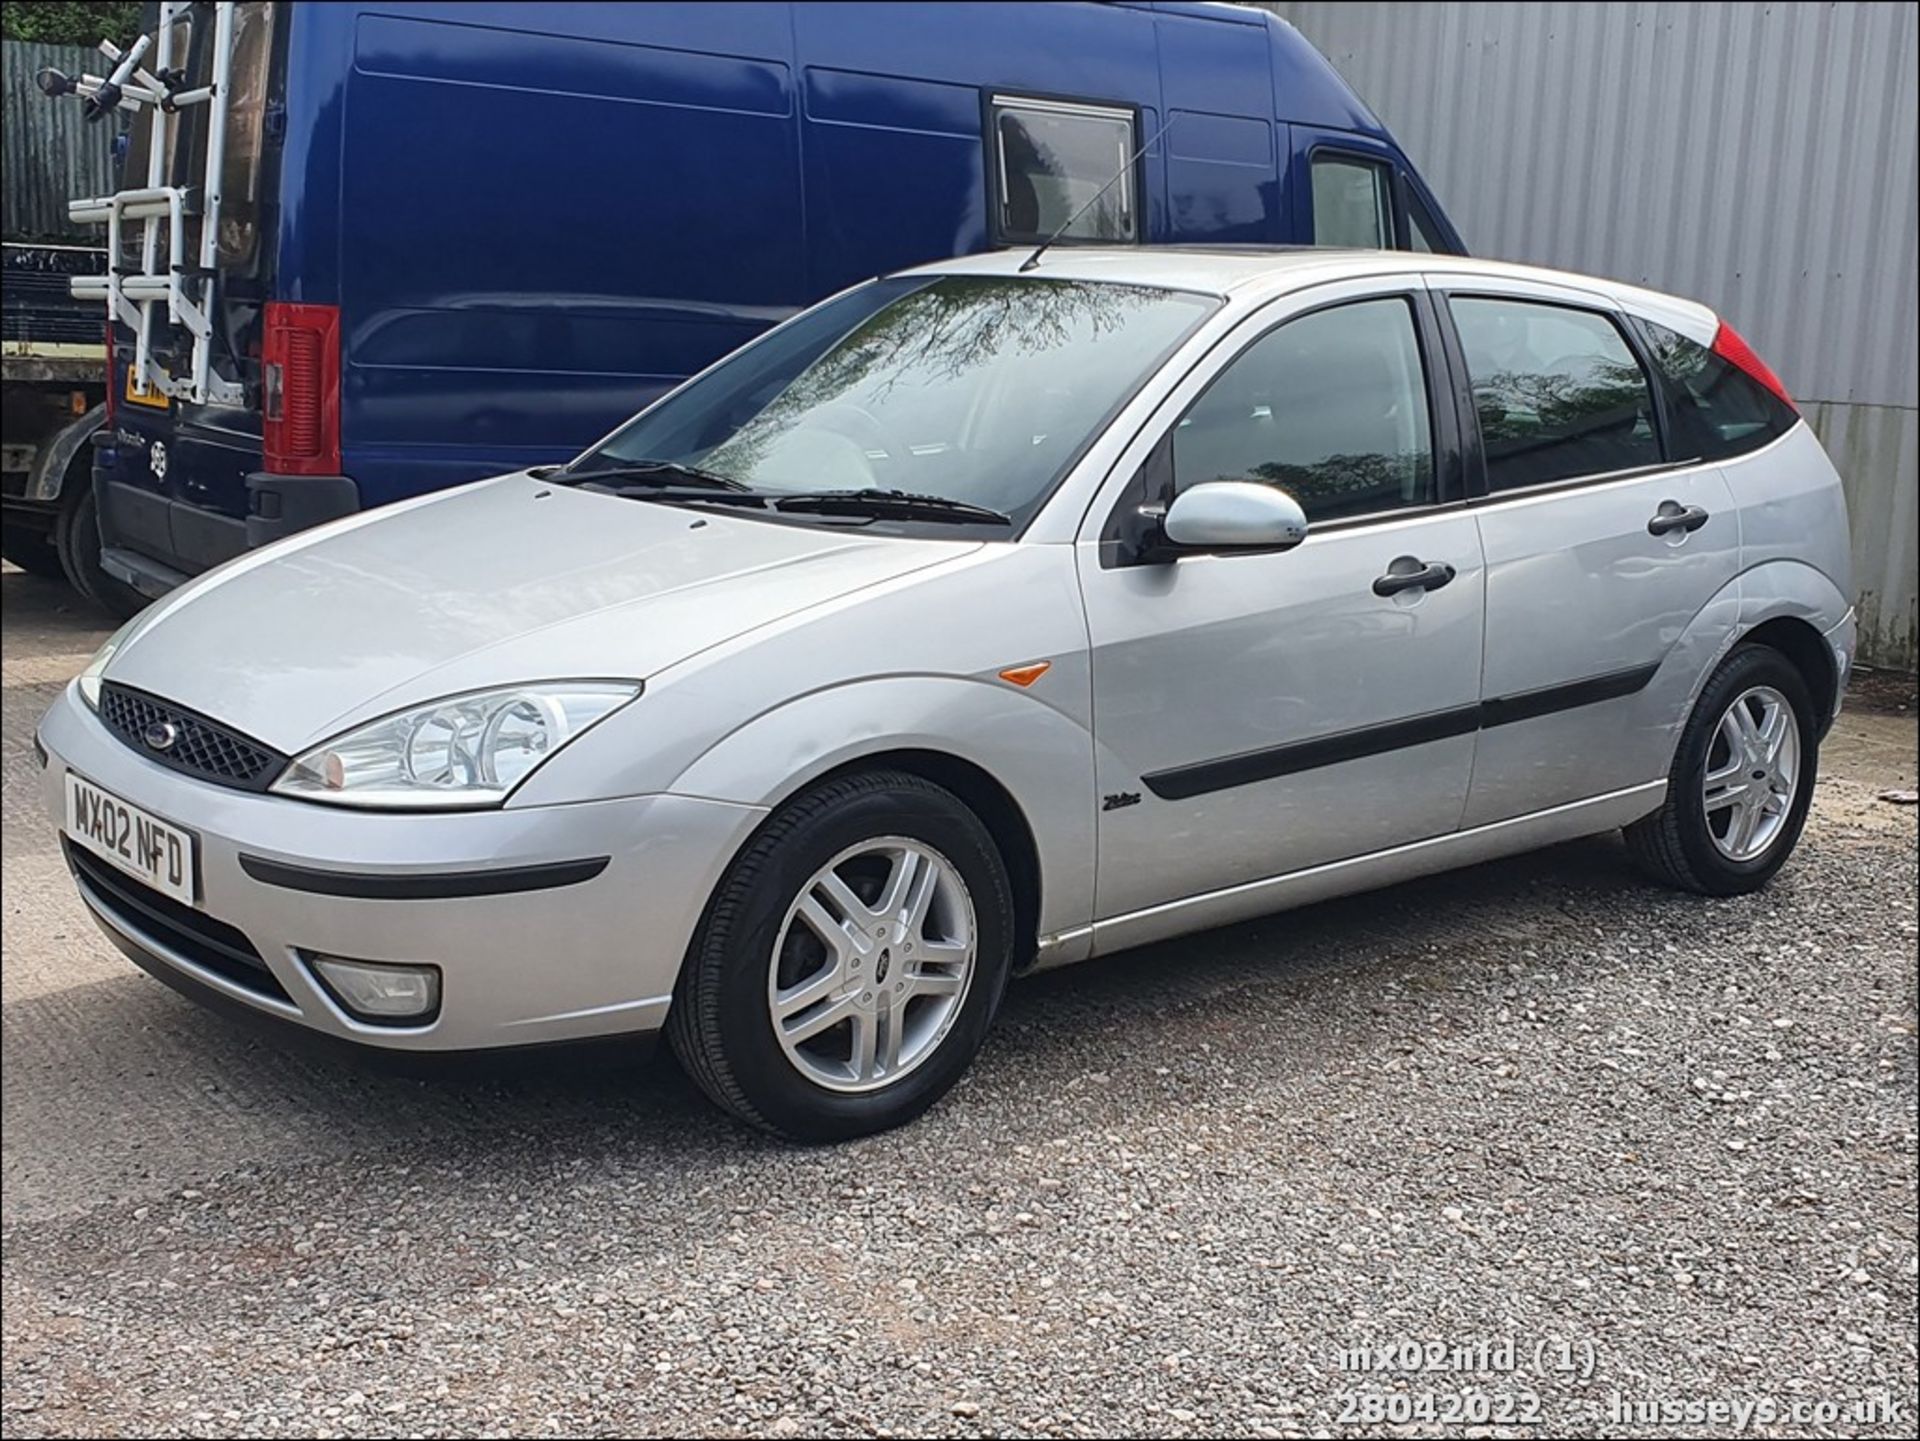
top-left (38, 683), bottom-right (765, 1052)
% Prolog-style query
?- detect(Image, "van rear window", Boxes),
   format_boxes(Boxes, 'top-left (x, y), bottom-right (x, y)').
top-left (217, 1), bottom-right (277, 268)
top-left (1637, 321), bottom-right (1798, 461)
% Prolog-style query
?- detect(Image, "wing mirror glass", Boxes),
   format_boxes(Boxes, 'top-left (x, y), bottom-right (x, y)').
top-left (1159, 481), bottom-right (1309, 554)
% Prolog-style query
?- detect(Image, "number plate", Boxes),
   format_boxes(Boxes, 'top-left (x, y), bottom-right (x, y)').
top-left (64, 772), bottom-right (196, 907)
top-left (124, 365), bottom-right (169, 409)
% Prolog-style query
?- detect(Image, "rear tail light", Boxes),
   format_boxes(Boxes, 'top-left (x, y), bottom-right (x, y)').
top-left (104, 320), bottom-right (116, 425)
top-left (262, 302), bottom-right (341, 474)
top-left (1711, 320), bottom-right (1795, 413)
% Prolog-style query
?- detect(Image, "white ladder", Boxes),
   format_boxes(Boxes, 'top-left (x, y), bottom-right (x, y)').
top-left (63, 1), bottom-right (241, 406)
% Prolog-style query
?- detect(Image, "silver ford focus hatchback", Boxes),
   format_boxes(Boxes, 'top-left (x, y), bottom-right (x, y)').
top-left (40, 249), bottom-right (1855, 1139)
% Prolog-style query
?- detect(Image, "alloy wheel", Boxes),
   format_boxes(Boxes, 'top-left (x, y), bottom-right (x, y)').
top-left (1702, 684), bottom-right (1801, 862)
top-left (767, 837), bottom-right (977, 1093)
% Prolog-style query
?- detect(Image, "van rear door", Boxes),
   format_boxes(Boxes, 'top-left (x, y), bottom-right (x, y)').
top-left (92, 0), bottom-right (285, 590)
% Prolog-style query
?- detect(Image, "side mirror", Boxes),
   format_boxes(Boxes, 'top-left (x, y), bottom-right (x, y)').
top-left (1159, 481), bottom-right (1309, 555)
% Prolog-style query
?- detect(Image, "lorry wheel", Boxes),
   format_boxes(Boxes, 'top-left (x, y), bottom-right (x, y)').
top-left (0, 525), bottom-right (66, 579)
top-left (56, 483), bottom-right (145, 620)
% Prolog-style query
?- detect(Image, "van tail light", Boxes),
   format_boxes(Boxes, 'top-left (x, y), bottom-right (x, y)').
top-left (103, 320), bottom-right (117, 425)
top-left (1711, 320), bottom-right (1795, 413)
top-left (262, 302), bottom-right (341, 474)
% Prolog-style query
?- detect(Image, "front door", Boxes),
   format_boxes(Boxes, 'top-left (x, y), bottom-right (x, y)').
top-left (1079, 283), bottom-right (1485, 932)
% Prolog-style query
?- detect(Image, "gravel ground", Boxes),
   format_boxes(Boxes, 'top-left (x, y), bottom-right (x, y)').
top-left (3, 563), bottom-right (1916, 1438)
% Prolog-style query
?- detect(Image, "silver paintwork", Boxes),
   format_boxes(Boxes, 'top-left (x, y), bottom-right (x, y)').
top-left (39, 686), bottom-right (762, 1048)
top-left (1161, 482), bottom-right (1309, 550)
top-left (104, 478), bottom-right (978, 753)
top-left (1703, 686), bottom-right (1801, 862)
top-left (1082, 505), bottom-right (1486, 915)
top-left (37, 247), bottom-right (1856, 1057)
top-left (1057, 781), bottom-right (1669, 965)
top-left (1464, 456), bottom-right (1742, 828)
top-left (769, 838), bottom-right (976, 1093)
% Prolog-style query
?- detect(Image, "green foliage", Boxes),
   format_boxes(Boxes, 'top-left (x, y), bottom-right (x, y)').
top-left (1, 2), bottom-right (143, 47)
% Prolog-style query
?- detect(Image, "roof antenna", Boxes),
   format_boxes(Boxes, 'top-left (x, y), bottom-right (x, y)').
top-left (1018, 112), bottom-right (1176, 273)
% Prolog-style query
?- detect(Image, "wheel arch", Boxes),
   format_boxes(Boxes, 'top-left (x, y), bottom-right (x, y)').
top-left (26, 404), bottom-right (106, 505)
top-left (768, 748), bottom-right (1044, 973)
top-left (1728, 558), bottom-right (1852, 737)
top-left (1738, 615), bottom-right (1838, 736)
top-left (660, 674), bottom-right (1098, 955)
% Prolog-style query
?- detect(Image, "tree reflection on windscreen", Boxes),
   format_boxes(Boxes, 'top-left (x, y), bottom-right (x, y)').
top-left (630, 277), bottom-right (1216, 525)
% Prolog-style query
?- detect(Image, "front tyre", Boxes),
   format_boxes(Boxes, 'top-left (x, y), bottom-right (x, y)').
top-left (668, 770), bottom-right (1015, 1141)
top-left (1625, 644), bottom-right (1818, 895)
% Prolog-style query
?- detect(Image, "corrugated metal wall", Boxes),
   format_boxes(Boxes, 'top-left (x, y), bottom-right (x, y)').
top-left (2, 42), bottom-right (119, 243)
top-left (1268, 0), bottom-right (1919, 671)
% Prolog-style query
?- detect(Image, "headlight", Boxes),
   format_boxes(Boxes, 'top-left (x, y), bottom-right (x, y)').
top-left (271, 682), bottom-right (640, 808)
top-left (78, 619), bottom-right (140, 710)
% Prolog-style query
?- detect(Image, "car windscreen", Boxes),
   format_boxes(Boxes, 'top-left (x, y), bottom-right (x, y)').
top-left (577, 275), bottom-right (1220, 531)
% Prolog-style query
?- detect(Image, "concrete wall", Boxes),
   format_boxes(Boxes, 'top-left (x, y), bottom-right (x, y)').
top-left (1268, 1), bottom-right (1918, 670)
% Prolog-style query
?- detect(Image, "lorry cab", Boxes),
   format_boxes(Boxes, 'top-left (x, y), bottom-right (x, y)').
top-left (63, 0), bottom-right (1464, 607)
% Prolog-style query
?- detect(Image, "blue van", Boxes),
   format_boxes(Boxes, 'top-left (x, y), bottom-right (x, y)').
top-left (68, 0), bottom-right (1462, 613)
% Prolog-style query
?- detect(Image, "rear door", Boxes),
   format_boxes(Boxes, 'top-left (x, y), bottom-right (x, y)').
top-left (1439, 278), bottom-right (1742, 827)
top-left (1079, 277), bottom-right (1484, 930)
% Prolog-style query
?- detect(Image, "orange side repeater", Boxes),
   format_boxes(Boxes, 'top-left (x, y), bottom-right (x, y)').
top-left (997, 661), bottom-right (1051, 688)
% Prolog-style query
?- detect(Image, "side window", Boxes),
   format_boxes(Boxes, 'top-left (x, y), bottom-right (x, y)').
top-left (1450, 297), bottom-right (1660, 490)
top-left (1311, 154), bottom-right (1393, 247)
top-left (990, 96), bottom-right (1138, 244)
top-left (1638, 320), bottom-right (1796, 461)
top-left (1171, 296), bottom-right (1435, 522)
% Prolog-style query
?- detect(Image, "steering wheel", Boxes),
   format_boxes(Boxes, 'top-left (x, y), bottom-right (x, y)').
top-left (807, 402), bottom-right (906, 469)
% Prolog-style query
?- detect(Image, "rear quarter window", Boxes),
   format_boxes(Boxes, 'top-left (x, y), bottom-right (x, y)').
top-left (1637, 320), bottom-right (1798, 461)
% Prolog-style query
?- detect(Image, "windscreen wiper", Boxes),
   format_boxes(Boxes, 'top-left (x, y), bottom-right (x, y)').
top-left (768, 489), bottom-right (1012, 525)
top-left (547, 459), bottom-right (749, 492)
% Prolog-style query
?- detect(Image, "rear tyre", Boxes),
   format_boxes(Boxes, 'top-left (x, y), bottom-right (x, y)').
top-left (1625, 644), bottom-right (1818, 896)
top-left (0, 524), bottom-right (65, 579)
top-left (668, 769), bottom-right (1015, 1141)
top-left (55, 483), bottom-right (145, 620)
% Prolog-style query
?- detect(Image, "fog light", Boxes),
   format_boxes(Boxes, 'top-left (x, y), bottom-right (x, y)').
top-left (306, 955), bottom-right (440, 1024)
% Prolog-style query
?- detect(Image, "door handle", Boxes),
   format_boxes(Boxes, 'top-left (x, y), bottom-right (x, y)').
top-left (1648, 501), bottom-right (1710, 536)
top-left (1372, 559), bottom-right (1456, 597)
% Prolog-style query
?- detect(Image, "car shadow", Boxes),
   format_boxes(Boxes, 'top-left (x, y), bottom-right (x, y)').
top-left (5, 828), bottom-right (1663, 1195)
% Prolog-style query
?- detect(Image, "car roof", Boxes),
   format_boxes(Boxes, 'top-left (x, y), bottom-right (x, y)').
top-left (896, 246), bottom-right (1719, 335)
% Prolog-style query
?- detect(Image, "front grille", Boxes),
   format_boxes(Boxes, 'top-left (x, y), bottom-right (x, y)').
top-left (98, 684), bottom-right (286, 792)
top-left (65, 839), bottom-right (292, 1003)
